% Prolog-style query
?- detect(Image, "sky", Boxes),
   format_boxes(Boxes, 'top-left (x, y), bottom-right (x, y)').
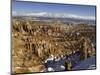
top-left (12, 0), bottom-right (96, 20)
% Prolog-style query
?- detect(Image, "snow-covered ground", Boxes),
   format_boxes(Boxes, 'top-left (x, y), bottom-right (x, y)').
top-left (44, 52), bottom-right (96, 72)
top-left (73, 56), bottom-right (96, 70)
top-left (45, 51), bottom-right (81, 71)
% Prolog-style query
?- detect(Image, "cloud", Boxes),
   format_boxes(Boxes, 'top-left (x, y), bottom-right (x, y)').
top-left (66, 14), bottom-right (95, 20)
top-left (26, 12), bottom-right (47, 16)
top-left (12, 11), bottom-right (95, 20)
top-left (12, 11), bottom-right (17, 16)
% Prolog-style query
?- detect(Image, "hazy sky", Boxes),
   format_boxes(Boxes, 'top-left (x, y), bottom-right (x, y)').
top-left (12, 0), bottom-right (96, 19)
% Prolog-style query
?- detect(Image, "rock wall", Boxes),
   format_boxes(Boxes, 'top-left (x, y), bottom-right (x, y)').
top-left (12, 18), bottom-right (96, 73)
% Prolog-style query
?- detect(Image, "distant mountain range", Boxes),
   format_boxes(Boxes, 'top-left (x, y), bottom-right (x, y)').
top-left (12, 12), bottom-right (96, 25)
top-left (12, 11), bottom-right (95, 20)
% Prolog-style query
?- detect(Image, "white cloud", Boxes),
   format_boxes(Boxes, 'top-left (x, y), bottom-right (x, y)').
top-left (25, 12), bottom-right (47, 16)
top-left (12, 11), bottom-right (95, 20)
top-left (12, 11), bottom-right (17, 16)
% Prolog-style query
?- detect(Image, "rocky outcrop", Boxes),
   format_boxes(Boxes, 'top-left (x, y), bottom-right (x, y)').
top-left (12, 18), bottom-right (96, 73)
